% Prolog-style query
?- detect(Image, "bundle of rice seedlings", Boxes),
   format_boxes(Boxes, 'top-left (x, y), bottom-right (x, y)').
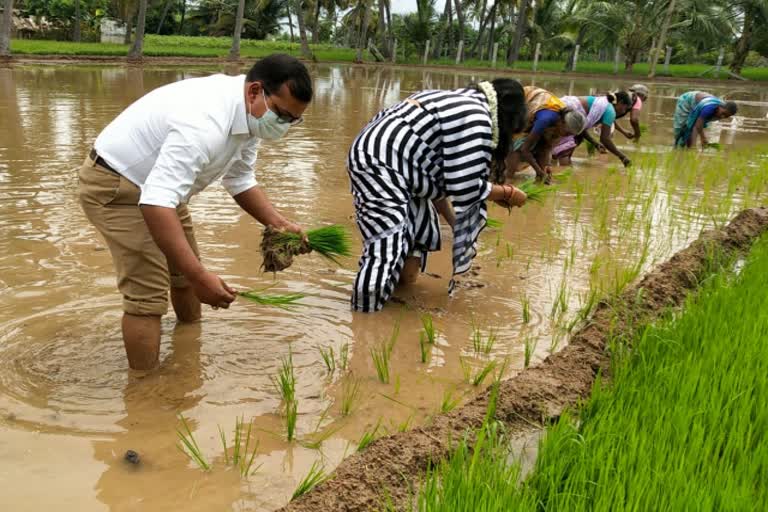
top-left (261, 224), bottom-right (352, 272)
top-left (238, 289), bottom-right (305, 309)
top-left (706, 142), bottom-right (722, 151)
top-left (517, 179), bottom-right (554, 203)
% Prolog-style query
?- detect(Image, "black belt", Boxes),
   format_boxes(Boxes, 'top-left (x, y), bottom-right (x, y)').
top-left (89, 148), bottom-right (119, 174)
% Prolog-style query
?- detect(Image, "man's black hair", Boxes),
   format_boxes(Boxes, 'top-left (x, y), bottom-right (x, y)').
top-left (246, 54), bottom-right (313, 103)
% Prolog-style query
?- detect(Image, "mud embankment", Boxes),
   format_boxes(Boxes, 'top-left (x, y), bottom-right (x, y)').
top-left (281, 207), bottom-right (768, 512)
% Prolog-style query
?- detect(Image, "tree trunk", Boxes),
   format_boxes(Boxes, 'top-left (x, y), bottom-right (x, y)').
top-left (453, 0), bottom-right (465, 61)
top-left (385, 0), bottom-right (392, 51)
top-left (624, 48), bottom-right (637, 71)
top-left (432, 0), bottom-right (451, 59)
top-left (378, 0), bottom-right (389, 57)
top-left (179, 0), bottom-right (187, 33)
top-left (287, 1), bottom-right (295, 42)
top-left (128, 0), bottom-right (147, 59)
top-left (564, 25), bottom-right (586, 71)
top-left (730, 5), bottom-right (755, 75)
top-left (156, 0), bottom-right (174, 34)
top-left (73, 0), bottom-right (81, 42)
top-left (355, 0), bottom-right (371, 63)
top-left (485, 4), bottom-right (497, 60)
top-left (505, 3), bottom-right (515, 62)
top-left (469, 0), bottom-right (490, 58)
top-left (124, 16), bottom-right (132, 44)
top-left (508, 0), bottom-right (528, 65)
top-left (228, 0), bottom-right (246, 60)
top-left (0, 0), bottom-right (14, 57)
top-left (648, 0), bottom-right (675, 77)
top-left (312, 0), bottom-right (321, 44)
top-left (295, 0), bottom-right (313, 59)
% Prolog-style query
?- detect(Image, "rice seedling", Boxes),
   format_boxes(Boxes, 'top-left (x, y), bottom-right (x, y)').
top-left (440, 390), bottom-right (460, 413)
top-left (370, 341), bottom-right (392, 384)
top-left (220, 416), bottom-right (261, 477)
top-left (262, 224), bottom-right (353, 272)
top-left (339, 343), bottom-right (350, 373)
top-left (397, 415), bottom-right (413, 432)
top-left (471, 320), bottom-right (497, 355)
top-left (285, 398), bottom-right (298, 441)
top-left (523, 336), bottom-right (536, 368)
top-left (340, 376), bottom-right (361, 416)
top-left (472, 360), bottom-right (497, 387)
top-left (521, 293), bottom-right (531, 324)
top-left (176, 415), bottom-right (210, 471)
top-left (290, 460), bottom-right (328, 501)
top-left (394, 375), bottom-right (401, 395)
top-left (420, 314), bottom-right (436, 344)
top-left (272, 351), bottom-right (298, 441)
top-left (459, 356), bottom-right (472, 383)
top-left (317, 345), bottom-right (335, 376)
top-left (486, 217), bottom-right (504, 229)
top-left (272, 351), bottom-right (296, 404)
top-left (517, 179), bottom-right (554, 203)
top-left (238, 290), bottom-right (306, 309)
top-left (357, 419), bottom-right (382, 451)
top-left (419, 332), bottom-right (429, 363)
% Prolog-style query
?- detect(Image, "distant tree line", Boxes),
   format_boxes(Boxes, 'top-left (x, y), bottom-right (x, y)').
top-left (1, 0), bottom-right (767, 76)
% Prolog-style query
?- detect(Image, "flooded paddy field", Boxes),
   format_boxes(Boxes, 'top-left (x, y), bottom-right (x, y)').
top-left (1, 63), bottom-right (767, 511)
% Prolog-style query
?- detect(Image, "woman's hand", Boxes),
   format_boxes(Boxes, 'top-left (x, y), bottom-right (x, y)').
top-left (620, 155), bottom-right (632, 167)
top-left (494, 184), bottom-right (527, 209)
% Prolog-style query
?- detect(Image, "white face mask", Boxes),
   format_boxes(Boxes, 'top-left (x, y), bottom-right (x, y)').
top-left (247, 91), bottom-right (291, 140)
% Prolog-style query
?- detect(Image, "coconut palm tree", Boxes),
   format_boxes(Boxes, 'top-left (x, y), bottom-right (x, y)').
top-left (229, 0), bottom-right (246, 59)
top-left (295, 0), bottom-right (314, 59)
top-left (128, 0), bottom-right (148, 59)
top-left (0, 0), bottom-right (13, 57)
top-left (729, 0), bottom-right (768, 75)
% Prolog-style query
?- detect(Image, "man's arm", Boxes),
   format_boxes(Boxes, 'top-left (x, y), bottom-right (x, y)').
top-left (233, 186), bottom-right (302, 233)
top-left (141, 206), bottom-right (235, 307)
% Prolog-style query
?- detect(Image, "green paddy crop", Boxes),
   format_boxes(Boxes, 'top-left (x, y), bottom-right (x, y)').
top-left (413, 234), bottom-right (768, 512)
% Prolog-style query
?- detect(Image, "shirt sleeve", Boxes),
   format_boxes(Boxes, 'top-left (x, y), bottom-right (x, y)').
top-left (139, 116), bottom-right (211, 208)
top-left (601, 104), bottom-right (617, 126)
top-left (531, 109), bottom-right (560, 135)
top-left (222, 137), bottom-right (259, 197)
top-left (632, 96), bottom-right (643, 111)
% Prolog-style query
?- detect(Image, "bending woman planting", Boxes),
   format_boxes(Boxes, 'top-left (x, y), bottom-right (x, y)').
top-left (553, 92), bottom-right (633, 167)
top-left (673, 91), bottom-right (737, 148)
top-left (347, 80), bottom-right (528, 312)
top-left (505, 86), bottom-right (587, 184)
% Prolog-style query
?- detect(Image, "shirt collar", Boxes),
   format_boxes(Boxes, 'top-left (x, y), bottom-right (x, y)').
top-left (231, 74), bottom-right (250, 136)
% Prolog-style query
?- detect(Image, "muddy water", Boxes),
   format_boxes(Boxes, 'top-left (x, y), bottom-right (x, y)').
top-left (0, 63), bottom-right (767, 511)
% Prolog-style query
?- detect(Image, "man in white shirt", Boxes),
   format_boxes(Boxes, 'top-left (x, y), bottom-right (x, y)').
top-left (79, 54), bottom-right (312, 370)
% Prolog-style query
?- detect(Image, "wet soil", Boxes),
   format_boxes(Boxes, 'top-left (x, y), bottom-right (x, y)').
top-left (281, 207), bottom-right (768, 512)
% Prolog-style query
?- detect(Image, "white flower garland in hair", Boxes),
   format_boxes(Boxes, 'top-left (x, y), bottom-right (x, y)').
top-left (477, 81), bottom-right (499, 149)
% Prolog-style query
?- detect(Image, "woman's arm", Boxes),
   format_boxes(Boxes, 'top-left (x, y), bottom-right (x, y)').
top-left (600, 124), bottom-right (631, 166)
top-left (688, 117), bottom-right (706, 148)
top-left (629, 110), bottom-right (641, 141)
top-left (615, 122), bottom-right (633, 138)
top-left (520, 132), bottom-right (548, 179)
top-left (433, 197), bottom-right (456, 228)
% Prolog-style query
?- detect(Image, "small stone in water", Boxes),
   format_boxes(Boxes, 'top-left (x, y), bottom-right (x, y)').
top-left (124, 450), bottom-right (140, 465)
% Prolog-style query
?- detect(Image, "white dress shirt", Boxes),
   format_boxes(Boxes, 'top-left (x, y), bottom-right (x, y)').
top-left (94, 73), bottom-right (259, 208)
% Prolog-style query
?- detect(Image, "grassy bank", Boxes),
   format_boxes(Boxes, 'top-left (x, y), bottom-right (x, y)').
top-left (9, 36), bottom-right (768, 81)
top-left (416, 234), bottom-right (768, 510)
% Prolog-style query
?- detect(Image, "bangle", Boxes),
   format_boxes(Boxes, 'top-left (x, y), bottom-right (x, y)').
top-left (502, 185), bottom-right (513, 202)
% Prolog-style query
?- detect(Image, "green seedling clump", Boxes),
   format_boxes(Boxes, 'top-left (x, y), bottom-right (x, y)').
top-left (261, 224), bottom-right (352, 272)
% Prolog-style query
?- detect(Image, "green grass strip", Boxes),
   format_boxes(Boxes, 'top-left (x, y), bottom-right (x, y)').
top-left (419, 236), bottom-right (768, 511)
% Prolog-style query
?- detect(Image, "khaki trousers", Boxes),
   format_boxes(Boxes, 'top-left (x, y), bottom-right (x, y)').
top-left (78, 156), bottom-right (199, 316)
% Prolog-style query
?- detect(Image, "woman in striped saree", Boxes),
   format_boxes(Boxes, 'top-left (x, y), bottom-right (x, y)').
top-left (347, 80), bottom-right (528, 312)
top-left (673, 91), bottom-right (737, 148)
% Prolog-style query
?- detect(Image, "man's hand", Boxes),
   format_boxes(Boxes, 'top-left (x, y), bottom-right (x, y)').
top-left (190, 270), bottom-right (236, 309)
top-left (274, 219), bottom-right (310, 254)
